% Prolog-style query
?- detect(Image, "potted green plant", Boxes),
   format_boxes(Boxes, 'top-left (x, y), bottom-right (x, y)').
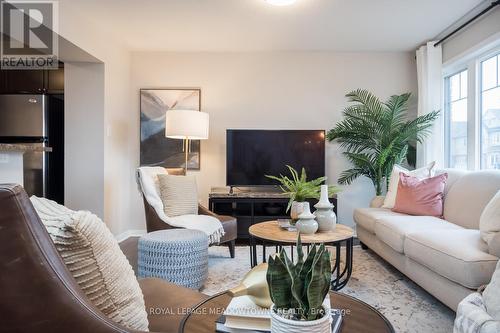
top-left (327, 89), bottom-right (439, 195)
top-left (265, 165), bottom-right (340, 222)
top-left (267, 236), bottom-right (332, 333)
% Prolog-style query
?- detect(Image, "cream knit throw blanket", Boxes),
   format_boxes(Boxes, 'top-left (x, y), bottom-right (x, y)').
top-left (30, 196), bottom-right (150, 331)
top-left (137, 166), bottom-right (224, 244)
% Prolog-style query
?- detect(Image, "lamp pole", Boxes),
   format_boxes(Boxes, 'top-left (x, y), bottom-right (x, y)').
top-left (184, 136), bottom-right (189, 175)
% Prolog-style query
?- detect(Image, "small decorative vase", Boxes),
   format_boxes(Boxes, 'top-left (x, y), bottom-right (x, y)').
top-left (270, 304), bottom-right (331, 333)
top-left (228, 263), bottom-right (272, 308)
top-left (295, 202), bottom-right (318, 234)
top-left (290, 201), bottom-right (306, 223)
top-left (314, 185), bottom-right (336, 232)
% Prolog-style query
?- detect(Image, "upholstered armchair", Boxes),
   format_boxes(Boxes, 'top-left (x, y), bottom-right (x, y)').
top-left (0, 184), bottom-right (209, 333)
top-left (137, 167), bottom-right (237, 258)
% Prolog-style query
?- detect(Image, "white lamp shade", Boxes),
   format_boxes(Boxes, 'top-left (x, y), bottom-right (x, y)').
top-left (165, 110), bottom-right (209, 140)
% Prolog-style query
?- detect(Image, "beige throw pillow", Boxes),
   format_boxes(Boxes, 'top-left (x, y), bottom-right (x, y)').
top-left (30, 196), bottom-right (149, 331)
top-left (382, 161), bottom-right (436, 209)
top-left (490, 234), bottom-right (500, 258)
top-left (158, 174), bottom-right (198, 217)
top-left (483, 261), bottom-right (500, 320)
top-left (480, 191), bottom-right (500, 254)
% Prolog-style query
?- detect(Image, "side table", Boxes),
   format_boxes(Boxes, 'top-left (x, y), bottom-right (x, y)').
top-left (249, 221), bottom-right (354, 291)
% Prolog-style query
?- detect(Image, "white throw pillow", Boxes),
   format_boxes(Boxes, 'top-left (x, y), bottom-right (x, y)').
top-left (483, 261), bottom-right (500, 321)
top-left (31, 196), bottom-right (150, 331)
top-left (480, 191), bottom-right (500, 253)
top-left (158, 174), bottom-right (198, 217)
top-left (382, 161), bottom-right (436, 209)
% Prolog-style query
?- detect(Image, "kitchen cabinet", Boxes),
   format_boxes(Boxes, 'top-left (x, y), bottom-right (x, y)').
top-left (0, 64), bottom-right (64, 94)
top-left (1, 69), bottom-right (45, 94)
top-left (46, 67), bottom-right (64, 93)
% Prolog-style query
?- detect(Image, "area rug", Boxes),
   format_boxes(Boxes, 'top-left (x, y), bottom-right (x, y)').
top-left (201, 245), bottom-right (455, 333)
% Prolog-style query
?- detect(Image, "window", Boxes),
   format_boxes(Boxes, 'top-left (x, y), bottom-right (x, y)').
top-left (445, 70), bottom-right (468, 170)
top-left (480, 54), bottom-right (500, 170)
top-left (444, 49), bottom-right (500, 170)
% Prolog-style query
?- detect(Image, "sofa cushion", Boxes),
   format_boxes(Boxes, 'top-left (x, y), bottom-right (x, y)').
top-left (435, 168), bottom-right (468, 197)
top-left (374, 215), bottom-right (462, 253)
top-left (443, 170), bottom-right (500, 230)
top-left (404, 229), bottom-right (498, 289)
top-left (31, 196), bottom-right (150, 331)
top-left (353, 207), bottom-right (406, 234)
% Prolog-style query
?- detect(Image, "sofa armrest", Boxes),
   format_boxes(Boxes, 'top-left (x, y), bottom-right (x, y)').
top-left (139, 278), bottom-right (208, 333)
top-left (370, 196), bottom-right (386, 208)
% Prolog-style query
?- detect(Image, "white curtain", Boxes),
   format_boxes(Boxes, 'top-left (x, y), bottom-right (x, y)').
top-left (416, 41), bottom-right (444, 168)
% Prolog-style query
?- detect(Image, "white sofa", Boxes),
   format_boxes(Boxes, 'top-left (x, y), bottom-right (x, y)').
top-left (354, 169), bottom-right (500, 311)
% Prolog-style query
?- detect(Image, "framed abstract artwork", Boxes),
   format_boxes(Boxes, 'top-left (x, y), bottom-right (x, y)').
top-left (140, 88), bottom-right (201, 170)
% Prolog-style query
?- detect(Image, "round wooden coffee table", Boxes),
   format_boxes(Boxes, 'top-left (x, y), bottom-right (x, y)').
top-left (249, 220), bottom-right (354, 290)
top-left (179, 291), bottom-right (395, 333)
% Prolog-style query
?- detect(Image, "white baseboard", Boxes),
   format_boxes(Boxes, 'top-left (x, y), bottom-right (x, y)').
top-left (115, 229), bottom-right (146, 243)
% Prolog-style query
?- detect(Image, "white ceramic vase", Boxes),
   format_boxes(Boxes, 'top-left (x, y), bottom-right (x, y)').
top-left (270, 304), bottom-right (331, 333)
top-left (313, 185), bottom-right (336, 232)
top-left (295, 202), bottom-right (318, 234)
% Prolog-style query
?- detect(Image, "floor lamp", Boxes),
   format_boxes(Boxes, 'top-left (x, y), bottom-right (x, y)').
top-left (165, 110), bottom-right (209, 174)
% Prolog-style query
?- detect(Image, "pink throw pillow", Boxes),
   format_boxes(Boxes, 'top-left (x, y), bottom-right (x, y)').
top-left (392, 172), bottom-right (448, 217)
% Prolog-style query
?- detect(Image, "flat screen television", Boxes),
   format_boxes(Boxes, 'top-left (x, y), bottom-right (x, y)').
top-left (226, 129), bottom-right (326, 186)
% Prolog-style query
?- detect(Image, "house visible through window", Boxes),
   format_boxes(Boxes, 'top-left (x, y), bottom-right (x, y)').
top-left (445, 70), bottom-right (468, 170)
top-left (480, 53), bottom-right (500, 170)
top-left (444, 50), bottom-right (500, 170)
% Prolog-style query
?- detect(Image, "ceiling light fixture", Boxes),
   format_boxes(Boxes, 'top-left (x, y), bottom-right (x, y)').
top-left (265, 0), bottom-right (296, 6)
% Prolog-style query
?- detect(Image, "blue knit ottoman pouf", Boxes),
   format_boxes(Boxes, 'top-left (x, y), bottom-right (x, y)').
top-left (138, 229), bottom-right (209, 290)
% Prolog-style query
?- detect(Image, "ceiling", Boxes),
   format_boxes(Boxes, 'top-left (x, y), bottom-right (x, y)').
top-left (59, 0), bottom-right (484, 52)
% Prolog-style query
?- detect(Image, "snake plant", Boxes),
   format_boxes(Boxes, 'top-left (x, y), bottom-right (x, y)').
top-left (266, 236), bottom-right (331, 321)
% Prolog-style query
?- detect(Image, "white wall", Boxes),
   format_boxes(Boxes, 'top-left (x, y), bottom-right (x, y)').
top-left (130, 52), bottom-right (418, 229)
top-left (58, 3), bottom-right (137, 235)
top-left (64, 62), bottom-right (105, 217)
top-left (442, 9), bottom-right (500, 62)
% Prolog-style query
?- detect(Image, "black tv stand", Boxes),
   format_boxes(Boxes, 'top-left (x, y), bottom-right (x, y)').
top-left (209, 190), bottom-right (337, 240)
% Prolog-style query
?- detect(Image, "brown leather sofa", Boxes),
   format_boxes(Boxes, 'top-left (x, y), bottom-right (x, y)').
top-left (0, 184), bottom-right (208, 333)
top-left (140, 168), bottom-right (237, 258)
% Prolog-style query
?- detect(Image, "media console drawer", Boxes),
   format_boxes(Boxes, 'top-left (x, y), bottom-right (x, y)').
top-left (208, 192), bottom-right (337, 240)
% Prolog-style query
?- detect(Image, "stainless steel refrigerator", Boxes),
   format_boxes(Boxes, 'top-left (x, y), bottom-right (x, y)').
top-left (0, 94), bottom-right (64, 202)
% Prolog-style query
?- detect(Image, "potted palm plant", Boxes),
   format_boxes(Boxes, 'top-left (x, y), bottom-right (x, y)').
top-left (265, 165), bottom-right (340, 222)
top-left (267, 236), bottom-right (332, 333)
top-left (327, 89), bottom-right (439, 195)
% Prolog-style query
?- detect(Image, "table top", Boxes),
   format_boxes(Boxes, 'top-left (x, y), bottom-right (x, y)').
top-left (179, 291), bottom-right (394, 333)
top-left (139, 229), bottom-right (207, 243)
top-left (249, 220), bottom-right (354, 244)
